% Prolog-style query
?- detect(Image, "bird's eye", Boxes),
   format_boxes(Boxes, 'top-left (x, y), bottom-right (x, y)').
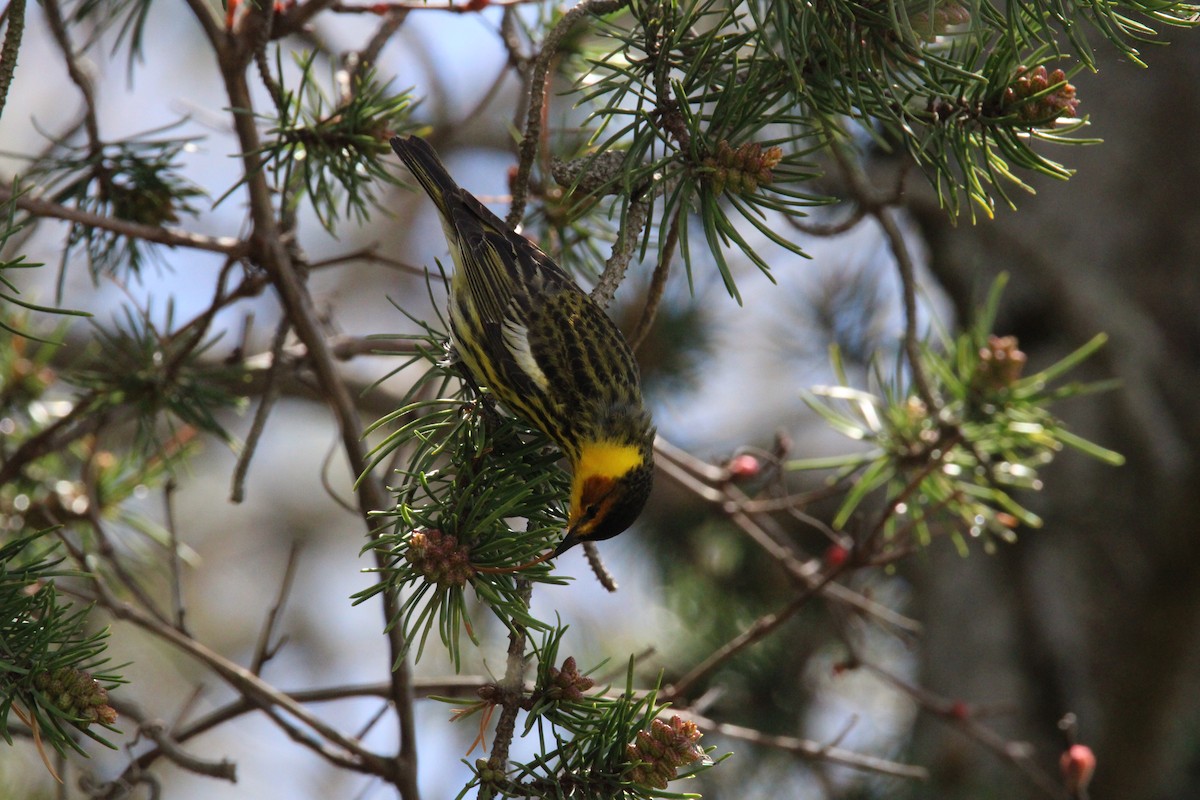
top-left (585, 504), bottom-right (600, 520)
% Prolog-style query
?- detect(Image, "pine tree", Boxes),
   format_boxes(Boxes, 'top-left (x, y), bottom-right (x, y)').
top-left (0, 0), bottom-right (1192, 797)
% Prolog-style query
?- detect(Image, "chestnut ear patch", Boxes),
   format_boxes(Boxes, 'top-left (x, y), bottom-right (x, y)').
top-left (571, 475), bottom-right (616, 528)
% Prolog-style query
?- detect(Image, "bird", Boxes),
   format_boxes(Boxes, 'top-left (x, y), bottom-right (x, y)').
top-left (390, 135), bottom-right (655, 558)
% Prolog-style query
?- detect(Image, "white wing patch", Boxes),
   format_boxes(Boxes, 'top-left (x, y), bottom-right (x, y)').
top-left (502, 315), bottom-right (550, 390)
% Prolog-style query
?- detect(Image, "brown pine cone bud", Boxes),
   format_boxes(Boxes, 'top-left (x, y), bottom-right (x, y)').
top-left (974, 334), bottom-right (1027, 389)
top-left (33, 667), bottom-right (118, 727)
top-left (1002, 65), bottom-right (1080, 123)
top-left (626, 715), bottom-right (706, 789)
top-left (404, 529), bottom-right (475, 587)
top-left (702, 139), bottom-right (784, 195)
top-left (545, 656), bottom-right (595, 702)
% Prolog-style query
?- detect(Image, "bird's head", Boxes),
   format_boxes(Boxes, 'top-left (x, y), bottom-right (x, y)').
top-left (555, 435), bottom-right (655, 557)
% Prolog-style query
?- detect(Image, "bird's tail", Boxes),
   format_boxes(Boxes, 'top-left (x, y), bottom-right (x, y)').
top-left (390, 135), bottom-right (461, 218)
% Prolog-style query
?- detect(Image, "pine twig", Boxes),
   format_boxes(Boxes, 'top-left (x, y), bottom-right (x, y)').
top-left (630, 205), bottom-right (681, 351)
top-left (479, 580), bottom-right (533, 799)
top-left (231, 316), bottom-right (291, 504)
top-left (0, 0), bottom-right (26, 120)
top-left (0, 183), bottom-right (249, 256)
top-left (507, 0), bottom-right (630, 228)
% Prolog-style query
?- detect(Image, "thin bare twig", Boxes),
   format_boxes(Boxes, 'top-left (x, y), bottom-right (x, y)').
top-left (106, 677), bottom-right (491, 789)
top-left (663, 573), bottom-right (839, 703)
top-left (824, 132), bottom-right (936, 409)
top-left (679, 709), bottom-right (929, 780)
top-left (630, 205), bottom-right (681, 351)
top-left (251, 543), bottom-right (302, 675)
top-left (861, 661), bottom-right (1067, 798)
top-left (97, 590), bottom-right (393, 775)
top-left (307, 243), bottom-right (427, 275)
top-left (139, 721), bottom-right (238, 783)
top-left (786, 205), bottom-right (868, 237)
top-left (162, 479), bottom-right (188, 632)
top-left (346, 9), bottom-right (409, 86)
top-left (41, 0), bottom-right (100, 151)
top-left (332, 0), bottom-right (537, 12)
top-left (231, 316), bottom-right (291, 503)
top-left (653, 434), bottom-right (922, 636)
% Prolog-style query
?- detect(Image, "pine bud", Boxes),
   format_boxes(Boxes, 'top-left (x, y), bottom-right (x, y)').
top-left (911, 1), bottom-right (971, 40)
top-left (1002, 65), bottom-right (1080, 123)
top-left (33, 667), bottom-right (118, 727)
top-left (544, 656), bottom-right (595, 702)
top-left (404, 529), bottom-right (475, 587)
top-left (626, 716), bottom-right (706, 790)
top-left (702, 139), bottom-right (784, 196)
top-left (975, 334), bottom-right (1027, 390)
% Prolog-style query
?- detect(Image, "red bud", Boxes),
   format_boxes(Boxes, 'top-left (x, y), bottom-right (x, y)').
top-left (1060, 744), bottom-right (1096, 793)
top-left (726, 454), bottom-right (761, 480)
top-left (823, 543), bottom-right (849, 569)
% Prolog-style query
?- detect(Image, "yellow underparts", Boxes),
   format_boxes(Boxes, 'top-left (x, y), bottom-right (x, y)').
top-left (569, 440), bottom-right (644, 528)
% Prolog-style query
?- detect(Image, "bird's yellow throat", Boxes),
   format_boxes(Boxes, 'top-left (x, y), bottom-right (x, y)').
top-left (577, 440), bottom-right (644, 480)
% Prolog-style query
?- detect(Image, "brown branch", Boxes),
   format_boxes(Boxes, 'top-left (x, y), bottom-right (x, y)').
top-left (678, 709), bottom-right (929, 780)
top-left (250, 543), bottom-right (303, 675)
top-left (273, 0), bottom-right (340, 38)
top-left (307, 243), bottom-right (428, 275)
top-left (630, 205), bottom-right (680, 351)
top-left (183, 0), bottom-right (227, 50)
top-left (107, 677), bottom-right (491, 788)
top-left (0, 183), bottom-right (249, 256)
top-left (346, 8), bottom-right (409, 86)
top-left (72, 578), bottom-right (392, 777)
top-left (162, 479), bottom-right (188, 632)
top-left (785, 205), bottom-right (868, 237)
top-left (663, 568), bottom-right (842, 702)
top-left (653, 435), bottom-right (922, 636)
top-left (138, 721), bottom-right (238, 783)
top-left (217, 53), bottom-right (420, 797)
top-left (42, 0), bottom-right (100, 150)
top-left (499, 7), bottom-right (529, 77)
top-left (482, 580), bottom-right (532, 797)
top-left (231, 315), bottom-right (291, 503)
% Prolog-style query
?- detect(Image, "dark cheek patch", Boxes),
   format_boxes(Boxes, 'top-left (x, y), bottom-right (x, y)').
top-left (578, 476), bottom-right (615, 536)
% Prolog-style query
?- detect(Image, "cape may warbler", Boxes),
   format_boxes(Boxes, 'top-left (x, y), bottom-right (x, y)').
top-left (391, 136), bottom-right (655, 556)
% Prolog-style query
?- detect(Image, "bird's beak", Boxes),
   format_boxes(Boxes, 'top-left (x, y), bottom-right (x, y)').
top-left (553, 526), bottom-right (585, 557)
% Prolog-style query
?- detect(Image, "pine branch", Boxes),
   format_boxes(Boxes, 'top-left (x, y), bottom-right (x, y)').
top-left (0, 0), bottom-right (25, 120)
top-left (0, 184), bottom-right (245, 257)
